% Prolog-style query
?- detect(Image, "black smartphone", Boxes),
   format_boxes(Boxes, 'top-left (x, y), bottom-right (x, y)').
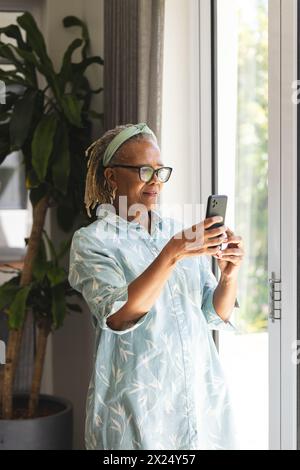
top-left (205, 194), bottom-right (228, 231)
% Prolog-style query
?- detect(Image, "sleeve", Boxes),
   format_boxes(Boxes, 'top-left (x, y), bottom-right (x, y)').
top-left (68, 231), bottom-right (150, 335)
top-left (200, 255), bottom-right (238, 332)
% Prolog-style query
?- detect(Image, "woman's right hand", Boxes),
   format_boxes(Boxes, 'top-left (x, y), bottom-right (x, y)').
top-left (163, 216), bottom-right (228, 264)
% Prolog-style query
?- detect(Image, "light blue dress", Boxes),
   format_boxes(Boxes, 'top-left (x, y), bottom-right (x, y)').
top-left (68, 203), bottom-right (239, 450)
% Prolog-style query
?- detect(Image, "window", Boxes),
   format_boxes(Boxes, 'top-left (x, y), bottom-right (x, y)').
top-left (214, 0), bottom-right (269, 449)
top-left (0, 9), bottom-right (32, 262)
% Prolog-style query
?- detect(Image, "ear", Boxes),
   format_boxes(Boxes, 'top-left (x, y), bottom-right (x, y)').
top-left (104, 167), bottom-right (117, 186)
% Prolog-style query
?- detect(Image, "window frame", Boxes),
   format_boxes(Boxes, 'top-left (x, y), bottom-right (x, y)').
top-left (0, 1), bottom-right (43, 262)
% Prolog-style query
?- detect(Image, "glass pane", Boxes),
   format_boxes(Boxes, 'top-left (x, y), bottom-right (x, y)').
top-left (0, 10), bottom-right (31, 261)
top-left (0, 151), bottom-right (31, 259)
top-left (215, 0), bottom-right (268, 449)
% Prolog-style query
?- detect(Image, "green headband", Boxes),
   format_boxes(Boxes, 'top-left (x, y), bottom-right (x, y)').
top-left (102, 122), bottom-right (157, 167)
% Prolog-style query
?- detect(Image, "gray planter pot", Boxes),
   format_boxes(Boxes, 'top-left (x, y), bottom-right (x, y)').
top-left (0, 394), bottom-right (73, 450)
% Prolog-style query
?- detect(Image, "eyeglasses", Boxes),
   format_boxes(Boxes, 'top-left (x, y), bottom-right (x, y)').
top-left (108, 165), bottom-right (173, 183)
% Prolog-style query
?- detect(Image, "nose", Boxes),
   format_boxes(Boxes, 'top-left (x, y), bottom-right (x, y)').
top-left (149, 171), bottom-right (160, 183)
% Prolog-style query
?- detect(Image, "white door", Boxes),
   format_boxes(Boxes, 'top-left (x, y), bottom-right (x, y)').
top-left (211, 0), bottom-right (298, 450)
top-left (269, 0), bottom-right (298, 450)
top-left (162, 0), bottom-right (298, 449)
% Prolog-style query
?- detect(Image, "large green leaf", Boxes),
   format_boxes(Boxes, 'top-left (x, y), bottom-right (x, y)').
top-left (0, 91), bottom-right (20, 115)
top-left (0, 40), bottom-right (38, 86)
top-left (25, 167), bottom-right (40, 189)
top-left (14, 46), bottom-right (42, 68)
top-left (0, 122), bottom-right (10, 163)
top-left (59, 38), bottom-right (83, 83)
top-left (47, 266), bottom-right (67, 286)
top-left (51, 283), bottom-right (66, 329)
top-left (61, 95), bottom-right (83, 127)
top-left (12, 44), bottom-right (60, 91)
top-left (32, 236), bottom-right (48, 281)
top-left (0, 43), bottom-right (27, 76)
top-left (9, 43), bottom-right (56, 88)
top-left (70, 57), bottom-right (103, 96)
top-left (63, 16), bottom-right (90, 58)
top-left (0, 24), bottom-right (28, 49)
top-left (51, 125), bottom-right (70, 194)
top-left (72, 56), bottom-right (104, 77)
top-left (17, 12), bottom-right (48, 65)
top-left (16, 13), bottom-right (61, 98)
top-left (12, 46), bottom-right (40, 86)
top-left (8, 284), bottom-right (32, 329)
top-left (0, 68), bottom-right (29, 87)
top-left (29, 183), bottom-right (49, 207)
top-left (0, 277), bottom-right (21, 310)
top-left (42, 229), bottom-right (57, 263)
top-left (0, 111), bottom-right (10, 122)
top-left (32, 114), bottom-right (57, 181)
top-left (9, 89), bottom-right (37, 150)
top-left (32, 259), bottom-right (48, 282)
top-left (0, 45), bottom-right (36, 88)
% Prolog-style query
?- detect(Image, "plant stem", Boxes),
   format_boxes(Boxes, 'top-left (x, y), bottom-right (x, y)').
top-left (0, 366), bottom-right (3, 412)
top-left (28, 318), bottom-right (51, 418)
top-left (2, 329), bottom-right (23, 419)
top-left (1, 194), bottom-right (50, 419)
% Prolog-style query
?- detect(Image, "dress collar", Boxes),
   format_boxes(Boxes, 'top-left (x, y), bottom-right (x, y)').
top-left (96, 203), bottom-right (163, 236)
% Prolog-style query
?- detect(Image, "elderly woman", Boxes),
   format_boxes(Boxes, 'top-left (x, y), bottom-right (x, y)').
top-left (68, 122), bottom-right (244, 450)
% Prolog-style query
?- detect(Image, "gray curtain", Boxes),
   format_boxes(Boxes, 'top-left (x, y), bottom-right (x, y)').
top-left (104, 0), bottom-right (165, 145)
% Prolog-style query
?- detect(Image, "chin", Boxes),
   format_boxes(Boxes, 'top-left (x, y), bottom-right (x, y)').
top-left (141, 193), bottom-right (159, 206)
top-left (145, 200), bottom-right (158, 210)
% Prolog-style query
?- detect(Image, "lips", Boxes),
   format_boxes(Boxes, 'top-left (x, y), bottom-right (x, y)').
top-left (143, 188), bottom-right (158, 195)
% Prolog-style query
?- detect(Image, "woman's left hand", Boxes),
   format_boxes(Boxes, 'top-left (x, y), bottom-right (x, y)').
top-left (213, 227), bottom-right (245, 279)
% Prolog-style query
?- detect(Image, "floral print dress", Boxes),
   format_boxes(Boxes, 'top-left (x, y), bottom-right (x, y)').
top-left (68, 203), bottom-right (239, 450)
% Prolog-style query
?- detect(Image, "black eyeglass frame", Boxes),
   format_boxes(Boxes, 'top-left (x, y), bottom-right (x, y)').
top-left (108, 164), bottom-right (173, 183)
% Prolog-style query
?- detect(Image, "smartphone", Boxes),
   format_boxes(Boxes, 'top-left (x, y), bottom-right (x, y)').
top-left (205, 195), bottom-right (228, 229)
top-left (205, 195), bottom-right (228, 248)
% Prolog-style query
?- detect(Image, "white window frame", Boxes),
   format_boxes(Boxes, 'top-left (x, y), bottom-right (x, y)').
top-left (194, 0), bottom-right (298, 450)
top-left (277, 0), bottom-right (297, 450)
top-left (0, 0), bottom-right (40, 14)
top-left (268, 0), bottom-right (298, 450)
top-left (0, 0), bottom-right (45, 263)
top-left (187, 0), bottom-right (214, 207)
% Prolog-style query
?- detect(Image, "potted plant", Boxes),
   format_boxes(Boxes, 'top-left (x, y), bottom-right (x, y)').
top-left (0, 230), bottom-right (82, 449)
top-left (0, 11), bottom-right (103, 449)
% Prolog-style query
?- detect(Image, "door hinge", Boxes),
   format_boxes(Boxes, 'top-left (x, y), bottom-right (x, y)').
top-left (269, 272), bottom-right (281, 321)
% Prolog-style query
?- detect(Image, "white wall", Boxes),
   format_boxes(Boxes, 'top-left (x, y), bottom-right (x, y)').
top-left (161, 0), bottom-right (191, 214)
top-left (161, 0), bottom-right (208, 228)
top-left (42, 0), bottom-right (104, 139)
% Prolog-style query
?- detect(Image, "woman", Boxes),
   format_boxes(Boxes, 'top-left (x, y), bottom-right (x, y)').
top-left (68, 122), bottom-right (245, 450)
